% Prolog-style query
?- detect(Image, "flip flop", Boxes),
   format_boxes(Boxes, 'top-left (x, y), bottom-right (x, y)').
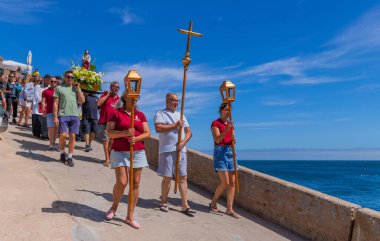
top-left (160, 203), bottom-right (169, 212)
top-left (103, 161), bottom-right (110, 167)
top-left (124, 219), bottom-right (141, 229)
top-left (209, 203), bottom-right (219, 214)
top-left (225, 211), bottom-right (240, 219)
top-left (181, 207), bottom-right (197, 215)
top-left (105, 208), bottom-right (116, 220)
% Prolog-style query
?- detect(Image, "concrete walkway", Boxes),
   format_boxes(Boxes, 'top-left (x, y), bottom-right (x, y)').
top-left (0, 124), bottom-right (306, 241)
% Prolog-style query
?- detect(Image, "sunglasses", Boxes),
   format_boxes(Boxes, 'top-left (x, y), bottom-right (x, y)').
top-left (65, 76), bottom-right (74, 79)
top-left (111, 85), bottom-right (120, 89)
top-left (50, 81), bottom-right (57, 83)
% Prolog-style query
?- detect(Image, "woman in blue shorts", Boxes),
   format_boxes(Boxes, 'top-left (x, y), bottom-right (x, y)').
top-left (209, 103), bottom-right (240, 219)
top-left (105, 90), bottom-right (151, 229)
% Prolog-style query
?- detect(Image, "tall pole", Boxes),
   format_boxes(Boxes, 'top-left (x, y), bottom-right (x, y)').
top-left (228, 102), bottom-right (239, 193)
top-left (175, 21), bottom-right (202, 194)
top-left (128, 101), bottom-right (136, 214)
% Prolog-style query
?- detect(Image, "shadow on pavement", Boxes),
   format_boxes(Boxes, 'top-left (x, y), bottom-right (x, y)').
top-left (9, 130), bottom-right (35, 139)
top-left (13, 138), bottom-right (50, 152)
top-left (75, 189), bottom-right (160, 210)
top-left (15, 150), bottom-right (58, 162)
top-left (73, 154), bottom-right (102, 164)
top-left (42, 200), bottom-right (122, 225)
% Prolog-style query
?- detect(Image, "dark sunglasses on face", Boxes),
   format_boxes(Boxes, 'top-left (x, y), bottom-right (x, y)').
top-left (50, 81), bottom-right (57, 83)
top-left (65, 76), bottom-right (74, 79)
top-left (111, 85), bottom-right (119, 89)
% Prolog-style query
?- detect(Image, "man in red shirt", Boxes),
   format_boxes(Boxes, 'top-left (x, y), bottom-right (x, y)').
top-left (42, 76), bottom-right (58, 150)
top-left (97, 82), bottom-right (120, 166)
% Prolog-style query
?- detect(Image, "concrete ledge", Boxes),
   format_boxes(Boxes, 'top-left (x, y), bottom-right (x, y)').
top-left (351, 208), bottom-right (380, 241)
top-left (144, 137), bottom-right (369, 241)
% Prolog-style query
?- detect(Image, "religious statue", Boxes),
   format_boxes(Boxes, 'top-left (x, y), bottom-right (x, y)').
top-left (82, 50), bottom-right (91, 70)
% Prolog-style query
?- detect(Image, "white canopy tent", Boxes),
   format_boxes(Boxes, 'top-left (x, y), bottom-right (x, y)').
top-left (0, 60), bottom-right (31, 72)
top-left (0, 51), bottom-right (33, 73)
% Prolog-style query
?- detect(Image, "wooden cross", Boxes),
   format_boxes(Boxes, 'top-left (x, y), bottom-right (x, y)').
top-left (174, 21), bottom-right (202, 194)
top-left (178, 21), bottom-right (203, 61)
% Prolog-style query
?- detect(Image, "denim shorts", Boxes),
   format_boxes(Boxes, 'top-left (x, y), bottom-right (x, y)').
top-left (81, 118), bottom-right (98, 134)
top-left (213, 145), bottom-right (238, 172)
top-left (59, 116), bottom-right (80, 134)
top-left (46, 113), bottom-right (54, 128)
top-left (157, 151), bottom-right (187, 177)
top-left (110, 150), bottom-right (148, 169)
top-left (97, 123), bottom-right (108, 141)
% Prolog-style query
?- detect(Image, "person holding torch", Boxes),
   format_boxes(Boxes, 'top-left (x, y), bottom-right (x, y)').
top-left (209, 80), bottom-right (240, 219)
top-left (105, 87), bottom-right (150, 229)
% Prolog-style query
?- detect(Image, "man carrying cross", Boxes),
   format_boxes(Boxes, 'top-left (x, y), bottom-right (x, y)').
top-left (154, 93), bottom-right (196, 215)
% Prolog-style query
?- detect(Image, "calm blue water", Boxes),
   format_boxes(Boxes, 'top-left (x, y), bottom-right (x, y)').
top-left (239, 160), bottom-right (380, 212)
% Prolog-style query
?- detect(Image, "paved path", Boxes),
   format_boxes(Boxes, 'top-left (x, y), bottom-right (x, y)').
top-left (0, 124), bottom-right (306, 241)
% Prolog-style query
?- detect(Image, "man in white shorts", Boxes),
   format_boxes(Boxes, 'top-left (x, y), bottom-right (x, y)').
top-left (154, 93), bottom-right (195, 214)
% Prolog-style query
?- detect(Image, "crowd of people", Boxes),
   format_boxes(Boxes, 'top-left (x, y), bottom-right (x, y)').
top-left (0, 69), bottom-right (240, 229)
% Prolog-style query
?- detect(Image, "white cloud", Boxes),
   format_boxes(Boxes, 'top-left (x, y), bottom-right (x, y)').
top-left (0, 0), bottom-right (54, 24)
top-left (328, 4), bottom-right (380, 53)
top-left (261, 98), bottom-right (299, 106)
top-left (332, 118), bottom-right (352, 122)
top-left (109, 7), bottom-right (142, 25)
top-left (238, 121), bottom-right (306, 128)
top-left (101, 61), bottom-right (221, 116)
top-left (356, 84), bottom-right (380, 92)
top-left (232, 5), bottom-right (380, 86)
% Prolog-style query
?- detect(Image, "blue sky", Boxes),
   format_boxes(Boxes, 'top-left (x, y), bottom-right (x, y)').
top-left (1, 0), bottom-right (380, 159)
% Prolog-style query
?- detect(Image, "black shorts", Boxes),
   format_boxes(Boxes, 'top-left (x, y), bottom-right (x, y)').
top-left (81, 118), bottom-right (98, 134)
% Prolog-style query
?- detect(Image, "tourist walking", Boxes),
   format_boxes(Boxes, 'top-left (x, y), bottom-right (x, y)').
top-left (154, 93), bottom-right (195, 214)
top-left (53, 70), bottom-right (85, 167)
top-left (31, 73), bottom-right (48, 139)
top-left (4, 72), bottom-right (20, 124)
top-left (19, 75), bottom-right (33, 128)
top-left (209, 103), bottom-right (240, 219)
top-left (81, 91), bottom-right (98, 152)
top-left (105, 90), bottom-right (150, 229)
top-left (42, 76), bottom-right (58, 150)
top-left (0, 73), bottom-right (7, 112)
top-left (97, 82), bottom-right (120, 166)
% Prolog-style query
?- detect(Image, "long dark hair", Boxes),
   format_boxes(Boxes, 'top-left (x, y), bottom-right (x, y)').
top-left (219, 103), bottom-right (228, 116)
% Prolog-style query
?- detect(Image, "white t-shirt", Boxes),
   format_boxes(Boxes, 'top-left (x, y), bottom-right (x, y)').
top-left (154, 109), bottom-right (190, 153)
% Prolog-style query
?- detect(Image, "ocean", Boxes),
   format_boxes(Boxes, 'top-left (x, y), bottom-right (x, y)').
top-left (239, 160), bottom-right (380, 212)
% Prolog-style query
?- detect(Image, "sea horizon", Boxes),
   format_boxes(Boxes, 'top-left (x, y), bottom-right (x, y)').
top-left (198, 148), bottom-right (380, 161)
top-left (239, 160), bottom-right (380, 212)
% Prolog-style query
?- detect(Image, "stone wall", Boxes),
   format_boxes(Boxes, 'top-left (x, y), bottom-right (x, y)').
top-left (144, 137), bottom-right (380, 241)
top-left (351, 208), bottom-right (380, 241)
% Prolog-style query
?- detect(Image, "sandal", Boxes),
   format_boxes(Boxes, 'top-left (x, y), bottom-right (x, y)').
top-left (124, 219), bottom-right (141, 229)
top-left (159, 203), bottom-right (169, 212)
top-left (105, 208), bottom-right (116, 220)
top-left (181, 207), bottom-right (197, 215)
top-left (103, 160), bottom-right (110, 167)
top-left (209, 203), bottom-right (219, 214)
top-left (225, 211), bottom-right (240, 219)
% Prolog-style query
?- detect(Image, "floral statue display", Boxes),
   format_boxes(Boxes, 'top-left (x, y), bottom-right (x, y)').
top-left (82, 50), bottom-right (91, 70)
top-left (71, 58), bottom-right (104, 92)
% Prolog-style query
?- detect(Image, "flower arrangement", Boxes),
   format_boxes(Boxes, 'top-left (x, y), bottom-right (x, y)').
top-left (71, 62), bottom-right (104, 91)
